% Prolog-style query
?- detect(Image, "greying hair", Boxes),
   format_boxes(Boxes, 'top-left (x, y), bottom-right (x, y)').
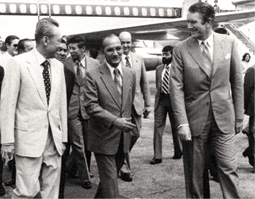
top-left (189, 2), bottom-right (215, 24)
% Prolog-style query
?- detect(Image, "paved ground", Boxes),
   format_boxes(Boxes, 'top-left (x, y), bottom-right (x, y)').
top-left (1, 70), bottom-right (255, 199)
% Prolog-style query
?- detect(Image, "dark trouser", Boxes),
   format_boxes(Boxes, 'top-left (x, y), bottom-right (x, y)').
top-left (183, 110), bottom-right (239, 198)
top-left (0, 145), bottom-right (3, 187)
top-left (244, 117), bottom-right (255, 169)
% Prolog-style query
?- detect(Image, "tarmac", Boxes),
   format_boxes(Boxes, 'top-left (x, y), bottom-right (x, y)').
top-left (1, 70), bottom-right (255, 199)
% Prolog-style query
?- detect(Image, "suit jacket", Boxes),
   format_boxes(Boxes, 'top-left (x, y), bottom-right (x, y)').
top-left (0, 49), bottom-right (68, 157)
top-left (244, 64), bottom-right (255, 117)
top-left (84, 63), bottom-right (136, 155)
top-left (170, 33), bottom-right (244, 136)
top-left (0, 65), bottom-right (4, 93)
top-left (129, 52), bottom-right (151, 115)
top-left (64, 55), bottom-right (99, 120)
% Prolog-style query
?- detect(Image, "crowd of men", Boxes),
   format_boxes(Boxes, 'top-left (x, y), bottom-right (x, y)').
top-left (0, 2), bottom-right (254, 199)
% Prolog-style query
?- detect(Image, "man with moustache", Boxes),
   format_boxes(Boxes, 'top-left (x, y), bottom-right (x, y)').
top-left (170, 2), bottom-right (243, 198)
top-left (150, 46), bottom-right (182, 165)
top-left (84, 34), bottom-right (136, 198)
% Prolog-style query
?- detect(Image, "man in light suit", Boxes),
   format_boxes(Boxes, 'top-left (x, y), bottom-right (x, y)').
top-left (170, 2), bottom-right (243, 198)
top-left (63, 35), bottom-right (100, 192)
top-left (84, 34), bottom-right (136, 198)
top-left (0, 18), bottom-right (67, 198)
top-left (118, 31), bottom-right (151, 181)
top-left (150, 46), bottom-right (182, 165)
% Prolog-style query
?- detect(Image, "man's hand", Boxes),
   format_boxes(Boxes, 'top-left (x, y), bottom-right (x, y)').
top-left (235, 120), bottom-right (243, 135)
top-left (1, 143), bottom-right (15, 165)
top-left (143, 107), bottom-right (151, 119)
top-left (113, 118), bottom-right (136, 131)
top-left (178, 125), bottom-right (192, 141)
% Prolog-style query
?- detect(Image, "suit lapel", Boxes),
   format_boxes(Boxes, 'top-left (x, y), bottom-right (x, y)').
top-left (188, 38), bottom-right (211, 78)
top-left (100, 64), bottom-right (121, 109)
top-left (48, 60), bottom-right (59, 110)
top-left (121, 66), bottom-right (131, 111)
top-left (158, 65), bottom-right (164, 89)
top-left (212, 34), bottom-right (223, 77)
top-left (26, 50), bottom-right (47, 108)
top-left (130, 52), bottom-right (138, 69)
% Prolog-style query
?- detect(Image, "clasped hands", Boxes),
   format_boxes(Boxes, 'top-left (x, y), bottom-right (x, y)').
top-left (113, 117), bottom-right (136, 131)
top-left (1, 143), bottom-right (15, 165)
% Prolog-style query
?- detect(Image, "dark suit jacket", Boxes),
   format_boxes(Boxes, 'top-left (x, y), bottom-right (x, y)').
top-left (84, 63), bottom-right (136, 155)
top-left (170, 33), bottom-right (243, 136)
top-left (64, 55), bottom-right (99, 120)
top-left (244, 64), bottom-right (255, 117)
top-left (0, 66), bottom-right (4, 93)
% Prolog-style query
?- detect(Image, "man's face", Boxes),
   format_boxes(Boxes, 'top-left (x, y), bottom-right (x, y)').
top-left (187, 12), bottom-right (210, 40)
top-left (68, 43), bottom-right (84, 62)
top-left (55, 42), bottom-right (68, 63)
top-left (46, 26), bottom-right (62, 58)
top-left (7, 39), bottom-right (19, 56)
top-left (103, 36), bottom-right (123, 68)
top-left (162, 51), bottom-right (172, 65)
top-left (119, 33), bottom-right (132, 55)
top-left (23, 41), bottom-right (34, 52)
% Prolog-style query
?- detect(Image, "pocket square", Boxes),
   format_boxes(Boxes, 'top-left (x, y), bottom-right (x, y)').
top-left (224, 53), bottom-right (231, 60)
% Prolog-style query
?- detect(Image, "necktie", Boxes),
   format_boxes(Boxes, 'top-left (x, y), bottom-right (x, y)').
top-left (113, 68), bottom-right (122, 104)
top-left (76, 61), bottom-right (83, 84)
top-left (201, 41), bottom-right (212, 77)
top-left (125, 56), bottom-right (131, 68)
top-left (42, 60), bottom-right (51, 104)
top-left (161, 65), bottom-right (170, 94)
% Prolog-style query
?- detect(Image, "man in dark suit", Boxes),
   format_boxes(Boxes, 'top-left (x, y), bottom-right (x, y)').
top-left (84, 34), bottom-right (136, 198)
top-left (118, 31), bottom-right (151, 181)
top-left (63, 35), bottom-right (100, 192)
top-left (170, 2), bottom-right (243, 198)
top-left (243, 64), bottom-right (255, 171)
top-left (150, 46), bottom-right (182, 165)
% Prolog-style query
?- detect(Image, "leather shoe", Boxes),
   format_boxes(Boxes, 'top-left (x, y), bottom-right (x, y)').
top-left (150, 158), bottom-right (162, 165)
top-left (89, 172), bottom-right (94, 178)
top-left (4, 179), bottom-right (15, 187)
top-left (172, 153), bottom-right (182, 159)
top-left (0, 184), bottom-right (5, 197)
top-left (81, 180), bottom-right (92, 189)
top-left (119, 170), bottom-right (132, 182)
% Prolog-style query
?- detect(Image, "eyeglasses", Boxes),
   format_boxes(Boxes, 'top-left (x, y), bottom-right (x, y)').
top-left (105, 46), bottom-right (122, 54)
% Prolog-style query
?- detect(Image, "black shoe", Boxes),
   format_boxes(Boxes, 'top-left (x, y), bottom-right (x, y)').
top-left (4, 179), bottom-right (15, 187)
top-left (150, 158), bottom-right (162, 165)
top-left (89, 173), bottom-right (94, 178)
top-left (81, 180), bottom-right (92, 189)
top-left (242, 148), bottom-right (249, 157)
top-left (119, 170), bottom-right (133, 182)
top-left (172, 153), bottom-right (182, 159)
top-left (0, 185), bottom-right (5, 197)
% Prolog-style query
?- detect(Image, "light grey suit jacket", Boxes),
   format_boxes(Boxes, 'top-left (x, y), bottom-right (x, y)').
top-left (0, 49), bottom-right (68, 157)
top-left (170, 33), bottom-right (243, 136)
top-left (84, 63), bottom-right (136, 155)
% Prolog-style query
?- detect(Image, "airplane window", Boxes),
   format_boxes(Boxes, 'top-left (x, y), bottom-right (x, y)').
top-left (175, 9), bottom-right (180, 17)
top-left (40, 4), bottom-right (48, 14)
top-left (150, 8), bottom-right (156, 16)
top-left (20, 4), bottom-right (27, 13)
top-left (65, 5), bottom-right (72, 14)
top-left (0, 4), bottom-right (6, 13)
top-left (167, 9), bottom-right (173, 17)
top-left (53, 5), bottom-right (60, 14)
top-left (96, 6), bottom-right (102, 15)
top-left (75, 5), bottom-right (82, 15)
top-left (158, 8), bottom-right (164, 17)
top-left (105, 6), bottom-right (111, 15)
top-left (30, 4), bottom-right (37, 14)
top-left (123, 7), bottom-right (130, 15)
top-left (86, 6), bottom-right (92, 15)
top-left (132, 7), bottom-right (138, 16)
top-left (141, 8), bottom-right (147, 16)
top-left (10, 4), bottom-right (17, 13)
top-left (114, 7), bottom-right (121, 15)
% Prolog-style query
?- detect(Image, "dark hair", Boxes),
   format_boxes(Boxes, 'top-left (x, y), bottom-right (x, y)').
top-left (89, 48), bottom-right (99, 59)
top-left (67, 35), bottom-right (86, 48)
top-left (34, 18), bottom-right (59, 44)
top-left (189, 2), bottom-right (215, 24)
top-left (214, 27), bottom-right (229, 35)
top-left (162, 45), bottom-right (173, 53)
top-left (17, 38), bottom-right (33, 51)
top-left (242, 53), bottom-right (251, 62)
top-left (5, 35), bottom-right (19, 47)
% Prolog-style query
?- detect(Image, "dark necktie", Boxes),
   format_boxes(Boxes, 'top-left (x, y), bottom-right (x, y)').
top-left (161, 65), bottom-right (170, 94)
top-left (201, 41), bottom-right (212, 77)
top-left (125, 56), bottom-right (131, 68)
top-left (76, 61), bottom-right (83, 84)
top-left (113, 68), bottom-right (122, 104)
top-left (42, 60), bottom-right (51, 104)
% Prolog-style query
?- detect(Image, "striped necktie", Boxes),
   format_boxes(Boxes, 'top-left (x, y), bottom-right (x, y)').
top-left (201, 41), bottom-right (212, 77)
top-left (113, 68), bottom-right (122, 104)
top-left (161, 65), bottom-right (170, 94)
top-left (76, 61), bottom-right (83, 84)
top-left (125, 56), bottom-right (131, 68)
top-left (42, 60), bottom-right (51, 104)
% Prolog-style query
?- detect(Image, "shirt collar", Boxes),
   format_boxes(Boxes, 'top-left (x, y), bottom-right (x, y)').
top-left (106, 61), bottom-right (123, 77)
top-left (34, 48), bottom-right (51, 66)
top-left (79, 56), bottom-right (86, 68)
top-left (198, 32), bottom-right (214, 47)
